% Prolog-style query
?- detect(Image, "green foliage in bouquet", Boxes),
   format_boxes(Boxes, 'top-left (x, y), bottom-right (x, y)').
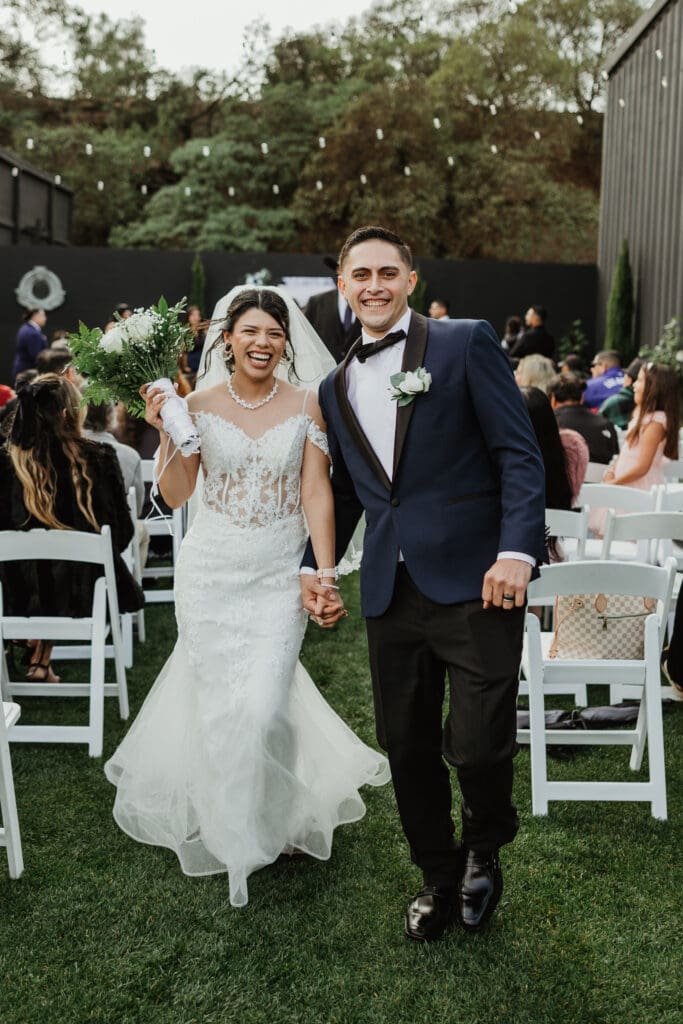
top-left (68, 297), bottom-right (194, 417)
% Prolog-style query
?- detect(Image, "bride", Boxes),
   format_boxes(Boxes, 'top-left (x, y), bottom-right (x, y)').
top-left (104, 286), bottom-right (389, 907)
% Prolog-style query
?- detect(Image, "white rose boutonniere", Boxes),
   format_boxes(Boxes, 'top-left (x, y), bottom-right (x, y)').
top-left (389, 367), bottom-right (432, 406)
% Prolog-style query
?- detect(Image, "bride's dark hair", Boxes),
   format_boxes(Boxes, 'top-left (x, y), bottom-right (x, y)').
top-left (199, 288), bottom-right (300, 383)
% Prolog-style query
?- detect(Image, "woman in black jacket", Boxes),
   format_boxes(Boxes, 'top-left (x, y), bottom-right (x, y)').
top-left (0, 373), bottom-right (144, 681)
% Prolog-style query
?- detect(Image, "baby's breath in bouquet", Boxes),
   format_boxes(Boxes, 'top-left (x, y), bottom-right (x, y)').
top-left (68, 297), bottom-right (200, 456)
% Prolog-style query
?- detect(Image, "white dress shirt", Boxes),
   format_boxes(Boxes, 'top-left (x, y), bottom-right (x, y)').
top-left (346, 309), bottom-right (412, 479)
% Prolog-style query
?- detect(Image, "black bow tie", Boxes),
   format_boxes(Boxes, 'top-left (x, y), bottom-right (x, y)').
top-left (355, 329), bottom-right (407, 364)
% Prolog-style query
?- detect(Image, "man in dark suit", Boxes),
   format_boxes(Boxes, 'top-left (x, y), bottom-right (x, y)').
top-left (508, 305), bottom-right (555, 361)
top-left (303, 260), bottom-right (357, 363)
top-left (549, 373), bottom-right (619, 464)
top-left (301, 226), bottom-right (546, 940)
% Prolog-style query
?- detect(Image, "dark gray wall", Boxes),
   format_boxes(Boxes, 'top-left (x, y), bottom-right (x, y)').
top-left (0, 246), bottom-right (597, 383)
top-left (598, 0), bottom-right (682, 347)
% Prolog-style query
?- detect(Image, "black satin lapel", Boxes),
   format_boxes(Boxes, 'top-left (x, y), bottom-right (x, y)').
top-left (393, 312), bottom-right (429, 476)
top-left (334, 338), bottom-right (392, 492)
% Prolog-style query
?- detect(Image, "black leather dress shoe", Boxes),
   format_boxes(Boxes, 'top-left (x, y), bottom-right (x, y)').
top-left (405, 886), bottom-right (456, 942)
top-left (458, 849), bottom-right (503, 931)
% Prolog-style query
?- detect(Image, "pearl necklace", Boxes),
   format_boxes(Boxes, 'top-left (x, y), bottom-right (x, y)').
top-left (227, 373), bottom-right (279, 410)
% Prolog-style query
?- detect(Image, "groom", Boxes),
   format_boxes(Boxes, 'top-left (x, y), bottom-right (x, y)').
top-left (301, 225), bottom-right (546, 941)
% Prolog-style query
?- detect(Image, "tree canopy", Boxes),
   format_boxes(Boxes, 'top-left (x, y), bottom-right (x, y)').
top-left (0, 0), bottom-right (646, 258)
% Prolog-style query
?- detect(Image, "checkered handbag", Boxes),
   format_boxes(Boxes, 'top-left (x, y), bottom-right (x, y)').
top-left (548, 593), bottom-right (657, 660)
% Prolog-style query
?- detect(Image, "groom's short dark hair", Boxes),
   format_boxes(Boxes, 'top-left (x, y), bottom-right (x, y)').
top-left (339, 226), bottom-right (413, 270)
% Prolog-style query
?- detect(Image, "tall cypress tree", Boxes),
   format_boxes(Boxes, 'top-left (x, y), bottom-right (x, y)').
top-left (605, 239), bottom-right (635, 363)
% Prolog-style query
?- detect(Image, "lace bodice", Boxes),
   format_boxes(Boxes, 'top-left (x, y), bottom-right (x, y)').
top-left (194, 410), bottom-right (329, 527)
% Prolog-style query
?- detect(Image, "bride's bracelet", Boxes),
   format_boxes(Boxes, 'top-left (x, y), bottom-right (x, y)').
top-left (316, 567), bottom-right (338, 582)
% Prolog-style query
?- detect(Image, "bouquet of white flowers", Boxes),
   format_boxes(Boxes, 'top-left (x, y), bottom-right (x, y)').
top-left (68, 297), bottom-right (200, 456)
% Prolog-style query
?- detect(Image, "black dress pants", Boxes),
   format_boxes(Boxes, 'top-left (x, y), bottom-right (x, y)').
top-left (366, 564), bottom-right (524, 887)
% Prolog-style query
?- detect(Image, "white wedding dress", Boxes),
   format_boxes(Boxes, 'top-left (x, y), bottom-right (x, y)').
top-left (105, 400), bottom-right (390, 907)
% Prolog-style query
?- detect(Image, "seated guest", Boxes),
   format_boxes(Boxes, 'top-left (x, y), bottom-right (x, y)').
top-left (50, 329), bottom-right (69, 350)
top-left (548, 373), bottom-right (619, 464)
top-left (11, 308), bottom-right (48, 383)
top-left (0, 374), bottom-right (144, 682)
top-left (83, 400), bottom-right (149, 566)
top-left (520, 386), bottom-right (579, 559)
top-left (508, 306), bottom-right (555, 360)
top-left (185, 305), bottom-right (207, 380)
top-left (113, 405), bottom-right (159, 460)
top-left (600, 357), bottom-right (643, 429)
top-left (583, 350), bottom-right (625, 411)
top-left (501, 315), bottom-right (522, 351)
top-left (558, 353), bottom-right (588, 378)
top-left (35, 347), bottom-right (82, 387)
top-left (590, 363), bottom-right (679, 536)
top-left (514, 353), bottom-right (556, 394)
top-left (428, 298), bottom-right (450, 320)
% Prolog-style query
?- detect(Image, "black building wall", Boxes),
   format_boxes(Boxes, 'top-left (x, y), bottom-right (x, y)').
top-left (0, 246), bottom-right (597, 383)
top-left (0, 148), bottom-right (72, 246)
top-left (598, 0), bottom-right (682, 347)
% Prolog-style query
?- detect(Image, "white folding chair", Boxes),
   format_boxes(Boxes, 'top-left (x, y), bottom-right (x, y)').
top-left (120, 486), bottom-right (146, 660)
top-left (141, 460), bottom-right (185, 603)
top-left (0, 527), bottom-right (128, 757)
top-left (579, 483), bottom-right (658, 560)
top-left (662, 459), bottom-right (683, 482)
top-left (602, 508), bottom-right (683, 696)
top-left (523, 559), bottom-right (676, 820)
top-left (545, 506), bottom-right (588, 562)
top-left (0, 701), bottom-right (23, 877)
top-left (518, 507), bottom-right (590, 705)
top-left (583, 461), bottom-right (608, 484)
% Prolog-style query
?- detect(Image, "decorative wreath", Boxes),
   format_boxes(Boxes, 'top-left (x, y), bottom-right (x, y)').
top-left (15, 265), bottom-right (66, 311)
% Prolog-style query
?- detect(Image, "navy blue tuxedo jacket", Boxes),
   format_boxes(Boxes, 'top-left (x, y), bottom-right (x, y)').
top-left (303, 312), bottom-right (546, 618)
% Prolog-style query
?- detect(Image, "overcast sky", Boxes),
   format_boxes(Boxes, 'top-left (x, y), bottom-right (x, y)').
top-left (73, 0), bottom-right (377, 75)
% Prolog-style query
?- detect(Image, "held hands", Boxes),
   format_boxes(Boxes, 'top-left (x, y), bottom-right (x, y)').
top-left (481, 558), bottom-right (532, 610)
top-left (300, 575), bottom-right (348, 629)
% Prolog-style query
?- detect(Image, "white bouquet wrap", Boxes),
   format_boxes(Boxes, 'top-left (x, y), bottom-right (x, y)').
top-left (148, 377), bottom-right (200, 456)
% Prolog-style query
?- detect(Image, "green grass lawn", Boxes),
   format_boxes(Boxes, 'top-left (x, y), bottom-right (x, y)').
top-left (1, 574), bottom-right (682, 1024)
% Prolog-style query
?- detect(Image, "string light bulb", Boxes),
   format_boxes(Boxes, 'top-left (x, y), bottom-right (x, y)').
top-left (26, 138), bottom-right (34, 150)
top-left (202, 145), bottom-right (211, 157)
top-left (143, 145), bottom-right (151, 158)
top-left (184, 185), bottom-right (192, 196)
top-left (316, 180), bottom-right (323, 191)
top-left (141, 184), bottom-right (148, 195)
top-left (85, 143), bottom-right (93, 156)
top-left (318, 137), bottom-right (326, 149)
top-left (403, 165), bottom-right (411, 177)
top-left (261, 142), bottom-right (269, 155)
top-left (272, 184), bottom-right (279, 195)
top-left (97, 180), bottom-right (104, 191)
top-left (375, 128), bottom-right (384, 141)
top-left (433, 117), bottom-right (441, 130)
top-left (228, 186), bottom-right (236, 197)
top-left (360, 173), bottom-right (367, 185)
